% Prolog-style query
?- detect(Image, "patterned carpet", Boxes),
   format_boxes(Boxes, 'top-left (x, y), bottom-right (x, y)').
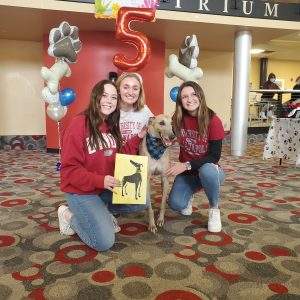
top-left (0, 144), bottom-right (300, 300)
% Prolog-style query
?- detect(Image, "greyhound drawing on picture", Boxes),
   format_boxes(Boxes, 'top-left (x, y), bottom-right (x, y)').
top-left (121, 160), bottom-right (143, 200)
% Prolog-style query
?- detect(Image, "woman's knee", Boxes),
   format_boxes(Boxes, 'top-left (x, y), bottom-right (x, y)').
top-left (168, 193), bottom-right (184, 211)
top-left (92, 232), bottom-right (115, 252)
top-left (199, 163), bottom-right (218, 179)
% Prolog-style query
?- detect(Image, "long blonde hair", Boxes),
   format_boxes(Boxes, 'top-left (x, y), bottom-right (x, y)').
top-left (116, 72), bottom-right (146, 111)
top-left (173, 81), bottom-right (214, 137)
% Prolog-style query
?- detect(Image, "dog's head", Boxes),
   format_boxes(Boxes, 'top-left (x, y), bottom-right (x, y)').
top-left (147, 114), bottom-right (176, 147)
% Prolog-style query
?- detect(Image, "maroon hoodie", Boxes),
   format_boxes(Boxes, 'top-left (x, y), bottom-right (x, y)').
top-left (60, 115), bottom-right (141, 194)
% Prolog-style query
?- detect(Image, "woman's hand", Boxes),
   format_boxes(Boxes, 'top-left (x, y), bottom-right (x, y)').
top-left (164, 162), bottom-right (187, 177)
top-left (104, 175), bottom-right (120, 193)
top-left (138, 126), bottom-right (148, 139)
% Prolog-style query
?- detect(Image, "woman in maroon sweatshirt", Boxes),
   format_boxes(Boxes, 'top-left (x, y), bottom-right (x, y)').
top-left (58, 80), bottom-right (148, 251)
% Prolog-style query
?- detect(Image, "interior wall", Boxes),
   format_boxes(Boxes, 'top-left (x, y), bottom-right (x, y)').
top-left (44, 31), bottom-right (165, 149)
top-left (0, 39), bottom-right (45, 135)
top-left (164, 49), bottom-right (233, 131)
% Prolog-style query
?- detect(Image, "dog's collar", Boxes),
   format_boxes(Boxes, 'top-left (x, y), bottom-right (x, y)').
top-left (146, 133), bottom-right (167, 160)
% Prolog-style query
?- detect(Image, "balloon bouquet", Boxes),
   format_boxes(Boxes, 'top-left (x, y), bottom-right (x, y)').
top-left (165, 34), bottom-right (203, 102)
top-left (41, 21), bottom-right (82, 170)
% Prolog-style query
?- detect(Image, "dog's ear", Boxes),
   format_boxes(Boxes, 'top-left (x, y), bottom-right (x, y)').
top-left (148, 116), bottom-right (155, 126)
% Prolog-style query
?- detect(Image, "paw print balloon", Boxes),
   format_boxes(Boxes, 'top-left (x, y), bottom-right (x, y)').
top-left (48, 21), bottom-right (82, 63)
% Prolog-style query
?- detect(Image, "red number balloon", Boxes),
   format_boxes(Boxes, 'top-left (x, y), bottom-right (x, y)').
top-left (114, 7), bottom-right (155, 72)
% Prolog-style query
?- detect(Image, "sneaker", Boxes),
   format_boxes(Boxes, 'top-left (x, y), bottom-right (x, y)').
top-left (208, 208), bottom-right (222, 233)
top-left (181, 195), bottom-right (194, 216)
top-left (58, 205), bottom-right (75, 235)
top-left (259, 112), bottom-right (267, 120)
top-left (110, 213), bottom-right (121, 233)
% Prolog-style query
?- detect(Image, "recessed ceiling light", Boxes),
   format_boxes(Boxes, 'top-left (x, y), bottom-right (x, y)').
top-left (250, 48), bottom-right (265, 54)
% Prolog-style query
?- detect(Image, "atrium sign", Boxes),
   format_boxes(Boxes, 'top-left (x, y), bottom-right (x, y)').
top-left (158, 0), bottom-right (300, 21)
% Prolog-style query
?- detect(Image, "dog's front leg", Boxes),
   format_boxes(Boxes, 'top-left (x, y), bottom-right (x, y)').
top-left (147, 178), bottom-right (157, 233)
top-left (148, 203), bottom-right (157, 234)
top-left (156, 175), bottom-right (168, 227)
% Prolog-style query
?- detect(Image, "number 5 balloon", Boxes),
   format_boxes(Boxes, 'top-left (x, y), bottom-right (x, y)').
top-left (113, 7), bottom-right (155, 72)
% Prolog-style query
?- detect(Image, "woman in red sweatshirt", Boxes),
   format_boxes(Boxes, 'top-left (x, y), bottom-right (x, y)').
top-left (58, 80), bottom-right (148, 251)
top-left (165, 81), bottom-right (225, 233)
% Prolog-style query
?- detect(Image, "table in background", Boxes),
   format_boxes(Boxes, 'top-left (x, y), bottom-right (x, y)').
top-left (263, 118), bottom-right (300, 166)
top-left (249, 89), bottom-right (298, 117)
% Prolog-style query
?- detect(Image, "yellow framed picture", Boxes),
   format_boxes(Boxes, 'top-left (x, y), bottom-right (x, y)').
top-left (113, 153), bottom-right (148, 204)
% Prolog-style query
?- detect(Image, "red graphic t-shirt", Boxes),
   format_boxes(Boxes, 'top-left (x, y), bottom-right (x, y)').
top-left (179, 114), bottom-right (225, 163)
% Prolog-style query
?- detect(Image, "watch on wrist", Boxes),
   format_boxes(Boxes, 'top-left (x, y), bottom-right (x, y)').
top-left (186, 161), bottom-right (192, 171)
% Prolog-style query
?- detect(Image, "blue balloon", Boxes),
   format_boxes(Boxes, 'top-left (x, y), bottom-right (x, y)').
top-left (170, 86), bottom-right (179, 102)
top-left (59, 88), bottom-right (76, 106)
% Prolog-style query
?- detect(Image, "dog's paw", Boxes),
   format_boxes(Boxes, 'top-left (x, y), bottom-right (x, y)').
top-left (148, 223), bottom-right (158, 234)
top-left (178, 35), bottom-right (199, 69)
top-left (156, 217), bottom-right (164, 228)
top-left (48, 21), bottom-right (82, 63)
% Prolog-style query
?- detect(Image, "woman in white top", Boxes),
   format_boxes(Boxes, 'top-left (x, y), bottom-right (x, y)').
top-left (116, 72), bottom-right (153, 144)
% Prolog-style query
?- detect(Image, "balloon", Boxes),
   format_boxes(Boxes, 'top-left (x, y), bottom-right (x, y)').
top-left (48, 21), bottom-right (82, 63)
top-left (165, 54), bottom-right (203, 82)
top-left (41, 59), bottom-right (71, 94)
top-left (59, 88), bottom-right (76, 106)
top-left (41, 87), bottom-right (59, 104)
top-left (113, 7), bottom-right (155, 72)
top-left (178, 35), bottom-right (199, 69)
top-left (47, 103), bottom-right (67, 122)
top-left (170, 86), bottom-right (179, 102)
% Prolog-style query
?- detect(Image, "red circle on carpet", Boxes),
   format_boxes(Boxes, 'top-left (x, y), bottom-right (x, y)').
top-left (238, 190), bottom-right (263, 198)
top-left (245, 251), bottom-right (266, 261)
top-left (273, 199), bottom-right (287, 203)
top-left (268, 283), bottom-right (288, 294)
top-left (155, 290), bottom-right (203, 300)
top-left (267, 246), bottom-right (292, 257)
top-left (92, 270), bottom-right (115, 283)
top-left (120, 223), bottom-right (148, 236)
top-left (12, 265), bottom-right (42, 281)
top-left (0, 192), bottom-right (13, 196)
top-left (14, 179), bottom-right (34, 184)
top-left (55, 245), bottom-right (97, 263)
top-left (0, 199), bottom-right (28, 207)
top-left (0, 235), bottom-right (15, 247)
top-left (194, 231), bottom-right (232, 246)
top-left (123, 265), bottom-right (147, 277)
top-left (228, 213), bottom-right (258, 224)
top-left (257, 183), bottom-right (278, 188)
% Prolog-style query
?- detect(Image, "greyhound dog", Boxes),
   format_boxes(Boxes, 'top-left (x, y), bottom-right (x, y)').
top-left (140, 114), bottom-right (176, 233)
top-left (122, 160), bottom-right (143, 200)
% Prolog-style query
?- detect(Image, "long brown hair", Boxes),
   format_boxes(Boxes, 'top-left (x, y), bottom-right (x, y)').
top-left (83, 80), bottom-right (122, 151)
top-left (173, 81), bottom-right (214, 137)
top-left (116, 72), bottom-right (145, 111)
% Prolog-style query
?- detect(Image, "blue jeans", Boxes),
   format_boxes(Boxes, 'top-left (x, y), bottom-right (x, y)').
top-left (65, 190), bottom-right (149, 251)
top-left (169, 163), bottom-right (225, 211)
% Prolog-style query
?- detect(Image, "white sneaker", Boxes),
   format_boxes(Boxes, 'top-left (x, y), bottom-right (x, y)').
top-left (58, 205), bottom-right (75, 235)
top-left (259, 112), bottom-right (267, 120)
top-left (181, 195), bottom-right (194, 216)
top-left (110, 213), bottom-right (121, 233)
top-left (208, 208), bottom-right (222, 233)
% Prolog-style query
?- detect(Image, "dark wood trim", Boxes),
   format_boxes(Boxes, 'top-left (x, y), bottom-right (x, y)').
top-left (247, 126), bottom-right (269, 134)
top-left (47, 148), bottom-right (59, 153)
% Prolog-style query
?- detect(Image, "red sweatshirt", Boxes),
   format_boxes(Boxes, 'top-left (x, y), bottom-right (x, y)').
top-left (60, 115), bottom-right (141, 194)
top-left (179, 114), bottom-right (225, 163)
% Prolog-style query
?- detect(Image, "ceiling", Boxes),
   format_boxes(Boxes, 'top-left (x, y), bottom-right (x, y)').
top-left (0, 3), bottom-right (299, 61)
